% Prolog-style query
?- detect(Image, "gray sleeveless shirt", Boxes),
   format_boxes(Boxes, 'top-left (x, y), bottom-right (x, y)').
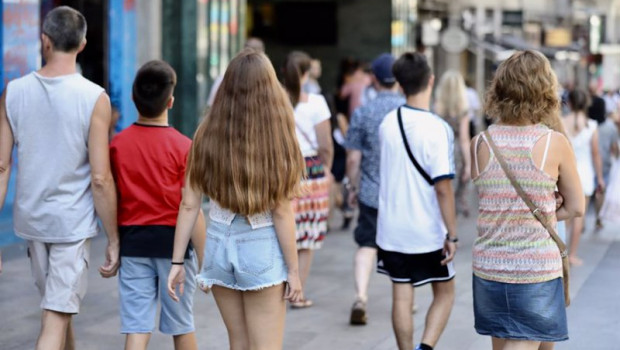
top-left (5, 72), bottom-right (104, 243)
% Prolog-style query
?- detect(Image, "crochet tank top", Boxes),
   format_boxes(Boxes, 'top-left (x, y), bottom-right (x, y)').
top-left (472, 124), bottom-right (562, 284)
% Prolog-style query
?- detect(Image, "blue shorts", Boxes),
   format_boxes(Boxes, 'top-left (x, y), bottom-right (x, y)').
top-left (473, 274), bottom-right (568, 342)
top-left (197, 216), bottom-right (288, 291)
top-left (119, 252), bottom-right (197, 335)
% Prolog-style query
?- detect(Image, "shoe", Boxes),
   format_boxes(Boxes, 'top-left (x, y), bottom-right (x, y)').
top-left (290, 299), bottom-right (313, 309)
top-left (350, 299), bottom-right (368, 325)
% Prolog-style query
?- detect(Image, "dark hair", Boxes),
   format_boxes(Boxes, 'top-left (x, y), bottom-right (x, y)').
top-left (132, 60), bottom-right (177, 118)
top-left (568, 89), bottom-right (590, 112)
top-left (42, 6), bottom-right (87, 52)
top-left (283, 51), bottom-right (311, 106)
top-left (393, 52), bottom-right (432, 96)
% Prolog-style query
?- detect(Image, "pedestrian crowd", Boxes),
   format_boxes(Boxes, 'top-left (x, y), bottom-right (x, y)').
top-left (1, 6), bottom-right (620, 350)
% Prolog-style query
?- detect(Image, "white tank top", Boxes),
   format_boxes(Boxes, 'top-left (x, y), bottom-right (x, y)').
top-left (5, 72), bottom-right (104, 243)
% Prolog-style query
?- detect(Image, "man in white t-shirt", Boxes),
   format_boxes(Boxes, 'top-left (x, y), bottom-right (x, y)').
top-left (377, 52), bottom-right (457, 350)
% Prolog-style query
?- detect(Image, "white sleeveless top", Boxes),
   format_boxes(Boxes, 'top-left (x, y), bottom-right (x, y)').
top-left (570, 119), bottom-right (598, 196)
top-left (5, 72), bottom-right (104, 243)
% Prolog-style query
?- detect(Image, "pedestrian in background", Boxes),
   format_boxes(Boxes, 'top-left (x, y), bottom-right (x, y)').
top-left (562, 89), bottom-right (605, 266)
top-left (471, 50), bottom-right (584, 350)
top-left (344, 52), bottom-right (405, 325)
top-left (167, 49), bottom-right (304, 350)
top-left (303, 58), bottom-right (322, 95)
top-left (282, 51), bottom-right (334, 308)
top-left (110, 61), bottom-right (206, 350)
top-left (377, 52), bottom-right (457, 350)
top-left (0, 6), bottom-right (119, 350)
top-left (435, 70), bottom-right (472, 217)
top-left (594, 111), bottom-right (619, 229)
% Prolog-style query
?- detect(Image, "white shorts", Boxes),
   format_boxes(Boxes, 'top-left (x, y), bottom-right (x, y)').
top-left (27, 239), bottom-right (91, 314)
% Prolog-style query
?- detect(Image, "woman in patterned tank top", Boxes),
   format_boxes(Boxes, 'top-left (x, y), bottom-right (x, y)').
top-left (470, 50), bottom-right (585, 349)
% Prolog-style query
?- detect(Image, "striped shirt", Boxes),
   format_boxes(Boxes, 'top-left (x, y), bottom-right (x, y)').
top-left (472, 124), bottom-right (562, 284)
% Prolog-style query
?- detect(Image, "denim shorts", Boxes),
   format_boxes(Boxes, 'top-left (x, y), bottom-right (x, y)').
top-left (473, 274), bottom-right (568, 342)
top-left (119, 252), bottom-right (197, 335)
top-left (197, 216), bottom-right (288, 291)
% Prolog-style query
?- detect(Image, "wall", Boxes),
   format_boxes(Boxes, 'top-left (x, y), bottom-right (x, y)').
top-left (256, 0), bottom-right (392, 96)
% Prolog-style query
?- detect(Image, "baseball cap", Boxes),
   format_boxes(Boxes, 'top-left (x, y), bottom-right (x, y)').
top-left (371, 53), bottom-right (396, 85)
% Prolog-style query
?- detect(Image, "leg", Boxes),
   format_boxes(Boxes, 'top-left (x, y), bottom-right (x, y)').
top-left (492, 338), bottom-right (506, 350)
top-left (392, 283), bottom-right (415, 350)
top-left (64, 320), bottom-right (74, 350)
top-left (354, 247), bottom-right (377, 303)
top-left (212, 286), bottom-right (250, 350)
top-left (568, 196), bottom-right (590, 266)
top-left (125, 334), bottom-right (151, 350)
top-left (173, 333), bottom-right (198, 350)
top-left (538, 342), bottom-right (554, 350)
top-left (36, 310), bottom-right (71, 350)
top-left (420, 279), bottom-right (456, 347)
top-left (298, 248), bottom-right (314, 290)
top-left (503, 339), bottom-right (541, 350)
top-left (243, 284), bottom-right (287, 350)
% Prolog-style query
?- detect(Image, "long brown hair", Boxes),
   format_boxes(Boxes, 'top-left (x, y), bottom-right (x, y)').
top-left (188, 49), bottom-right (304, 215)
top-left (283, 51), bottom-right (311, 106)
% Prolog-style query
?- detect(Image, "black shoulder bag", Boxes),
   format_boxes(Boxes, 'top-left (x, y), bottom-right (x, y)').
top-left (397, 107), bottom-right (434, 186)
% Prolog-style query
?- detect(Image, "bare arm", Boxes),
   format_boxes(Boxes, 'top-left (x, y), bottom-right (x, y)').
top-left (191, 209), bottom-right (206, 269)
top-left (434, 179), bottom-right (457, 265)
top-left (459, 116), bottom-right (472, 181)
top-left (591, 129), bottom-right (605, 189)
top-left (89, 93), bottom-right (120, 278)
top-left (0, 91), bottom-right (13, 211)
top-left (273, 199), bottom-right (302, 302)
top-left (555, 134), bottom-right (585, 221)
top-left (314, 119), bottom-right (334, 170)
top-left (168, 182), bottom-right (202, 301)
top-left (345, 150), bottom-right (362, 207)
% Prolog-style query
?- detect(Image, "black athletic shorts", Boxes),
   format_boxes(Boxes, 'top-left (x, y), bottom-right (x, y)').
top-left (377, 248), bottom-right (455, 287)
top-left (353, 202), bottom-right (378, 248)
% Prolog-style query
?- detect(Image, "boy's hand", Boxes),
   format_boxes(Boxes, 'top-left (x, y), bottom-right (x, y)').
top-left (167, 264), bottom-right (186, 302)
top-left (99, 240), bottom-right (120, 278)
top-left (441, 240), bottom-right (457, 266)
top-left (284, 271), bottom-right (303, 303)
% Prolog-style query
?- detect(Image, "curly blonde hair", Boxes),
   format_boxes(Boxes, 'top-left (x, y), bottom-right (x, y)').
top-left (485, 50), bottom-right (560, 125)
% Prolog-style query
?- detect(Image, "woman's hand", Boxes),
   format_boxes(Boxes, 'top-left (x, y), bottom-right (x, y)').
top-left (461, 167), bottom-right (471, 182)
top-left (284, 271), bottom-right (303, 303)
top-left (555, 191), bottom-right (564, 210)
top-left (167, 264), bottom-right (186, 302)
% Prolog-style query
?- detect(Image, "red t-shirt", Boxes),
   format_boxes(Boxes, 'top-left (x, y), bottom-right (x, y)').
top-left (110, 123), bottom-right (192, 258)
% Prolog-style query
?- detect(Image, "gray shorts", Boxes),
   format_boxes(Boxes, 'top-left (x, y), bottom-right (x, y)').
top-left (27, 239), bottom-right (91, 314)
top-left (119, 253), bottom-right (197, 335)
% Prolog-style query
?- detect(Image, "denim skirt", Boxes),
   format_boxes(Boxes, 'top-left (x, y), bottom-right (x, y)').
top-left (473, 275), bottom-right (568, 342)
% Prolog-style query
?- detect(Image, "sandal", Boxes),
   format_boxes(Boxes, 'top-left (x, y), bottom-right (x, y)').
top-left (290, 299), bottom-right (313, 309)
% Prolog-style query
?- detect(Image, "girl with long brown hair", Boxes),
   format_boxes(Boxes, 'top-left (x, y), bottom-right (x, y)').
top-left (167, 49), bottom-right (305, 349)
top-left (283, 51), bottom-right (334, 308)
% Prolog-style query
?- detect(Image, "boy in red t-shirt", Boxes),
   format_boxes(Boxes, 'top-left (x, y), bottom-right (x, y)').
top-left (110, 60), bottom-right (205, 350)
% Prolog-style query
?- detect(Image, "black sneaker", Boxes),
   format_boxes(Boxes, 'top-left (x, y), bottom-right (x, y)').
top-left (350, 300), bottom-right (368, 325)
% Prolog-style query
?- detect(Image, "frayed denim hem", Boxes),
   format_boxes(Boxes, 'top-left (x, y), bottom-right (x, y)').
top-left (196, 276), bottom-right (287, 292)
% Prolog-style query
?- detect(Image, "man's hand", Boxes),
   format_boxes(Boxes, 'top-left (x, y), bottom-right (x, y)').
top-left (99, 240), bottom-right (120, 278)
top-left (441, 240), bottom-right (457, 266)
top-left (347, 189), bottom-right (358, 208)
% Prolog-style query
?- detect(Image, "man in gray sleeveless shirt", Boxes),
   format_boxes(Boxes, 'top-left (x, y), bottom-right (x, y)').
top-left (0, 7), bottom-right (119, 350)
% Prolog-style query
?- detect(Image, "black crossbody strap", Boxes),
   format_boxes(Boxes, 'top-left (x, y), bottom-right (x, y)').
top-left (397, 107), bottom-right (434, 186)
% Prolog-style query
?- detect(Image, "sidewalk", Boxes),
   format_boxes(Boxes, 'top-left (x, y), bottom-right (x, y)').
top-left (0, 209), bottom-right (618, 349)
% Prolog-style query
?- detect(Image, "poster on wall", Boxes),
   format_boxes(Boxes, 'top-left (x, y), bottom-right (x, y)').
top-left (2, 0), bottom-right (41, 90)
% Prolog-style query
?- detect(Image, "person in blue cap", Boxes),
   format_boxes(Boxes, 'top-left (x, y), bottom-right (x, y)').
top-left (344, 53), bottom-right (405, 325)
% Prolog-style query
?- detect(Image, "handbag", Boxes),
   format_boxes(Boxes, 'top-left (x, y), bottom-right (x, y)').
top-left (397, 107), bottom-right (433, 185)
top-left (484, 130), bottom-right (571, 307)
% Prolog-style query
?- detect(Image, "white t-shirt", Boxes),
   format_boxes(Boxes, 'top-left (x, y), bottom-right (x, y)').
top-left (377, 106), bottom-right (455, 254)
top-left (294, 94), bottom-right (331, 156)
